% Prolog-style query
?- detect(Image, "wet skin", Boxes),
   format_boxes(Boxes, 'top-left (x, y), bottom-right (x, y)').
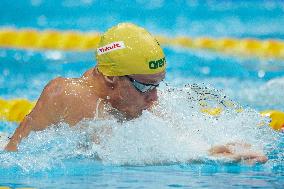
top-left (209, 142), bottom-right (268, 164)
top-left (5, 67), bottom-right (165, 151)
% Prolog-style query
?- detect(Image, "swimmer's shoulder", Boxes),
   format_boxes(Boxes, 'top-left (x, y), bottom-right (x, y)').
top-left (41, 67), bottom-right (95, 99)
top-left (46, 76), bottom-right (66, 86)
top-left (42, 77), bottom-right (68, 98)
top-left (53, 76), bottom-right (99, 107)
top-left (46, 76), bottom-right (87, 95)
top-left (82, 68), bottom-right (95, 78)
top-left (34, 77), bottom-right (67, 109)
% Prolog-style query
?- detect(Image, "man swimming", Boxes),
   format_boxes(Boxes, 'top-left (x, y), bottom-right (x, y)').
top-left (4, 23), bottom-right (268, 164)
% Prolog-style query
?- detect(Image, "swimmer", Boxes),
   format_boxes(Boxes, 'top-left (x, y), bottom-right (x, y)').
top-left (4, 23), bottom-right (268, 164)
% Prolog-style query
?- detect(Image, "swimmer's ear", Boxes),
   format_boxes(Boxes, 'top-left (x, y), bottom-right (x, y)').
top-left (104, 76), bottom-right (115, 83)
top-left (104, 76), bottom-right (118, 89)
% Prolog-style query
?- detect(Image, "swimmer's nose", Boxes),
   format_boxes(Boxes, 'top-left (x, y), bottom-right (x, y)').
top-left (145, 88), bottom-right (158, 103)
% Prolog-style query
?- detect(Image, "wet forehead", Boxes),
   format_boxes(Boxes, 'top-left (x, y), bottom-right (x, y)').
top-left (129, 71), bottom-right (165, 84)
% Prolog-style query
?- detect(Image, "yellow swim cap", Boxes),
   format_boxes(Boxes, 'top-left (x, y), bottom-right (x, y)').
top-left (96, 23), bottom-right (166, 76)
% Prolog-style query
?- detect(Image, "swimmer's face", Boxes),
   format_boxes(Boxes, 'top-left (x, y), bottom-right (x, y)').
top-left (112, 71), bottom-right (165, 118)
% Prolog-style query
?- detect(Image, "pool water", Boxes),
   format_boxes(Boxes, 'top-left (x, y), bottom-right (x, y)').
top-left (0, 1), bottom-right (284, 188)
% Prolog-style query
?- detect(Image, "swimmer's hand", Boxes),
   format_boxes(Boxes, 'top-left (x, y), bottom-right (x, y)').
top-left (209, 142), bottom-right (268, 164)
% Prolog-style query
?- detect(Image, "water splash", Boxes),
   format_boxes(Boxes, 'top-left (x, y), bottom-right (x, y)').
top-left (0, 84), bottom-right (281, 172)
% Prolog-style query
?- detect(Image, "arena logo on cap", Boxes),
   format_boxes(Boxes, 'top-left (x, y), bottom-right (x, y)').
top-left (149, 57), bottom-right (166, 69)
top-left (97, 41), bottom-right (125, 55)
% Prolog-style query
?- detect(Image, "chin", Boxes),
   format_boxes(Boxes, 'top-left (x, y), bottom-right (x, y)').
top-left (124, 109), bottom-right (143, 120)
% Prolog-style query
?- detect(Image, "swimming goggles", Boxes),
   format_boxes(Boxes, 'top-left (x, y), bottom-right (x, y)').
top-left (126, 76), bottom-right (160, 93)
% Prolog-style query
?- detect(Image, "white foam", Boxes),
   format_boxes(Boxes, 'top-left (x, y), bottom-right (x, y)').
top-left (0, 132), bottom-right (9, 150)
top-left (89, 85), bottom-right (276, 165)
top-left (0, 84), bottom-right (280, 171)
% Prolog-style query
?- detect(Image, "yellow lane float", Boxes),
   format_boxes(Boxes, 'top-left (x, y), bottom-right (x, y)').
top-left (0, 28), bottom-right (101, 51)
top-left (260, 110), bottom-right (284, 131)
top-left (0, 98), bottom-right (284, 132)
top-left (0, 187), bottom-right (35, 189)
top-left (0, 28), bottom-right (284, 59)
top-left (0, 98), bottom-right (35, 122)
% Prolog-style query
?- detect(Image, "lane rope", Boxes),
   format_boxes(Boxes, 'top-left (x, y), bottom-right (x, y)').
top-left (0, 98), bottom-right (283, 131)
top-left (0, 29), bottom-right (283, 130)
top-left (0, 98), bottom-right (35, 122)
top-left (0, 28), bottom-right (284, 59)
top-left (0, 187), bottom-right (35, 189)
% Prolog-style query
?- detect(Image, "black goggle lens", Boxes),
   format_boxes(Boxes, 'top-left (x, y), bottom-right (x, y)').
top-left (126, 76), bottom-right (159, 93)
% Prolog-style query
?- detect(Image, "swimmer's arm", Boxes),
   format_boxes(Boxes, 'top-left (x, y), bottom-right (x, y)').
top-left (5, 78), bottom-right (64, 151)
top-left (5, 102), bottom-right (58, 151)
top-left (5, 115), bottom-right (34, 151)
